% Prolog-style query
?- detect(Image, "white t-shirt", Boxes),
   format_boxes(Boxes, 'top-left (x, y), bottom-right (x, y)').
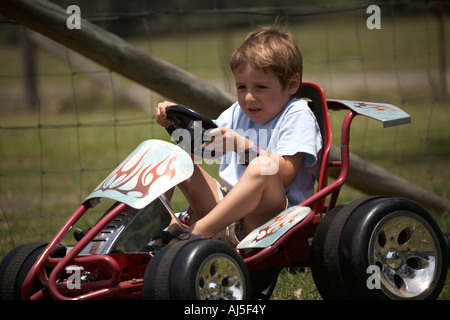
top-left (213, 98), bottom-right (322, 206)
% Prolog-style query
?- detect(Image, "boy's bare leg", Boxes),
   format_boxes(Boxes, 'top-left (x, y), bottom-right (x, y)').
top-left (178, 164), bottom-right (222, 220)
top-left (163, 163), bottom-right (221, 234)
top-left (151, 163), bottom-right (220, 247)
top-left (188, 156), bottom-right (286, 238)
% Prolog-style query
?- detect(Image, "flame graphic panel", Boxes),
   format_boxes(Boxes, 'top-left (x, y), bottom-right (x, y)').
top-left (85, 140), bottom-right (194, 209)
top-left (237, 206), bottom-right (311, 249)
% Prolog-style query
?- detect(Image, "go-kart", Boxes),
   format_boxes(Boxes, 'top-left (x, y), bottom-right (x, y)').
top-left (0, 82), bottom-right (448, 300)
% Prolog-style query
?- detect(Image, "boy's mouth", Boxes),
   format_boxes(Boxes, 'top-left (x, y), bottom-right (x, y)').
top-left (248, 107), bottom-right (262, 113)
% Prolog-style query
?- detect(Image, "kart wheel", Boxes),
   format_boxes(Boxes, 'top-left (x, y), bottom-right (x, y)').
top-left (143, 239), bottom-right (251, 300)
top-left (249, 267), bottom-right (280, 300)
top-left (0, 242), bottom-right (48, 300)
top-left (311, 196), bottom-right (448, 300)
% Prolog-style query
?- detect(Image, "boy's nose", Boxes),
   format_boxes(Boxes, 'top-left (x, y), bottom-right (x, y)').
top-left (245, 91), bottom-right (256, 103)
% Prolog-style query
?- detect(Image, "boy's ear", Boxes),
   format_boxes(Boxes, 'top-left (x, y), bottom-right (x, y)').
top-left (288, 73), bottom-right (301, 95)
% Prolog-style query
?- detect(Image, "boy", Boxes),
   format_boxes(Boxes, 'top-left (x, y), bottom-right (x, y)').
top-left (155, 26), bottom-right (322, 246)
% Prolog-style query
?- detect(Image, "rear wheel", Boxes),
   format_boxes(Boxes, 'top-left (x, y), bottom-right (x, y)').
top-left (311, 196), bottom-right (448, 300)
top-left (368, 209), bottom-right (446, 299)
top-left (143, 239), bottom-right (251, 300)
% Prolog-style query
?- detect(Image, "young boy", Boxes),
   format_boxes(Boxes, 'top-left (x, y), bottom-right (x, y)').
top-left (156, 26), bottom-right (322, 246)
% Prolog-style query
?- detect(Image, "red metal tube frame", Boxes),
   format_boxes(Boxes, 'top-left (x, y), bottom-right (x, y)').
top-left (300, 110), bottom-right (355, 208)
top-left (22, 202), bottom-right (130, 300)
top-left (22, 202), bottom-right (90, 299)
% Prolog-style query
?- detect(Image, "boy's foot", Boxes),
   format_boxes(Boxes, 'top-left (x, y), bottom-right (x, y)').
top-left (166, 230), bottom-right (202, 245)
top-left (73, 228), bottom-right (89, 242)
top-left (141, 230), bottom-right (172, 253)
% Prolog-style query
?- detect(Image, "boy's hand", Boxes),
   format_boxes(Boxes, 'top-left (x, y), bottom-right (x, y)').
top-left (156, 101), bottom-right (176, 127)
top-left (207, 127), bottom-right (250, 154)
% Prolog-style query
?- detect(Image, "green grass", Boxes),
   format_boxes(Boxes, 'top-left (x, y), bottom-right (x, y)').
top-left (272, 267), bottom-right (450, 300)
top-left (272, 268), bottom-right (322, 300)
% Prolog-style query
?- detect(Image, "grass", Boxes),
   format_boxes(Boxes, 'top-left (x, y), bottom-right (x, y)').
top-left (0, 11), bottom-right (449, 299)
top-left (272, 268), bottom-right (322, 300)
top-left (273, 267), bottom-right (450, 300)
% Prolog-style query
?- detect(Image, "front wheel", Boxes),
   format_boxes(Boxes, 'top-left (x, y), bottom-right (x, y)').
top-left (311, 196), bottom-right (448, 300)
top-left (143, 239), bottom-right (251, 300)
top-left (0, 242), bottom-right (48, 299)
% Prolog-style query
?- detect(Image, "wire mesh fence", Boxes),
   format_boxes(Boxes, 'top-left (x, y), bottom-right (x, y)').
top-left (0, 0), bottom-right (448, 259)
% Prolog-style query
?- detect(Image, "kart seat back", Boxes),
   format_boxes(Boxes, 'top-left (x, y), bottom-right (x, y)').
top-left (298, 82), bottom-right (332, 214)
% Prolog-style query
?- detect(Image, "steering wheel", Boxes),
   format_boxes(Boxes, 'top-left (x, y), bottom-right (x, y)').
top-left (165, 105), bottom-right (219, 158)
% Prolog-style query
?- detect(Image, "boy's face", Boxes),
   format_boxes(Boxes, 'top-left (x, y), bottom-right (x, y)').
top-left (234, 65), bottom-right (299, 124)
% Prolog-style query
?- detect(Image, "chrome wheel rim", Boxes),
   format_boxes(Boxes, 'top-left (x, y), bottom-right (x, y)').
top-left (369, 211), bottom-right (442, 299)
top-left (196, 253), bottom-right (246, 300)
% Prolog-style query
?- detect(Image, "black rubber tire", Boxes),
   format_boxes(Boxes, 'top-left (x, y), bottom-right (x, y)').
top-left (143, 239), bottom-right (251, 300)
top-left (249, 267), bottom-right (280, 300)
top-left (0, 242), bottom-right (48, 300)
top-left (311, 196), bottom-right (382, 299)
top-left (311, 196), bottom-right (448, 300)
top-left (443, 232), bottom-right (450, 263)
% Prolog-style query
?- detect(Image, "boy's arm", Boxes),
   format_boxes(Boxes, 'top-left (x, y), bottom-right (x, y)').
top-left (274, 152), bottom-right (303, 187)
top-left (246, 144), bottom-right (303, 187)
top-left (208, 127), bottom-right (303, 187)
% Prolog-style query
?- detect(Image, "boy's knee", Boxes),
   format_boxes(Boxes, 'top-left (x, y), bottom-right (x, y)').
top-left (246, 155), bottom-right (279, 176)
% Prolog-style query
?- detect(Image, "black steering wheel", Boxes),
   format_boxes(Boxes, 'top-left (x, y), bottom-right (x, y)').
top-left (165, 105), bottom-right (219, 158)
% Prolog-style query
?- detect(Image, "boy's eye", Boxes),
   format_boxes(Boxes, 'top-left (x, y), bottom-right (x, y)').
top-left (237, 85), bottom-right (246, 90)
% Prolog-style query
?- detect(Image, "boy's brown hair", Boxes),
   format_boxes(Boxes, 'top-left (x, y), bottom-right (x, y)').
top-left (230, 26), bottom-right (303, 92)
